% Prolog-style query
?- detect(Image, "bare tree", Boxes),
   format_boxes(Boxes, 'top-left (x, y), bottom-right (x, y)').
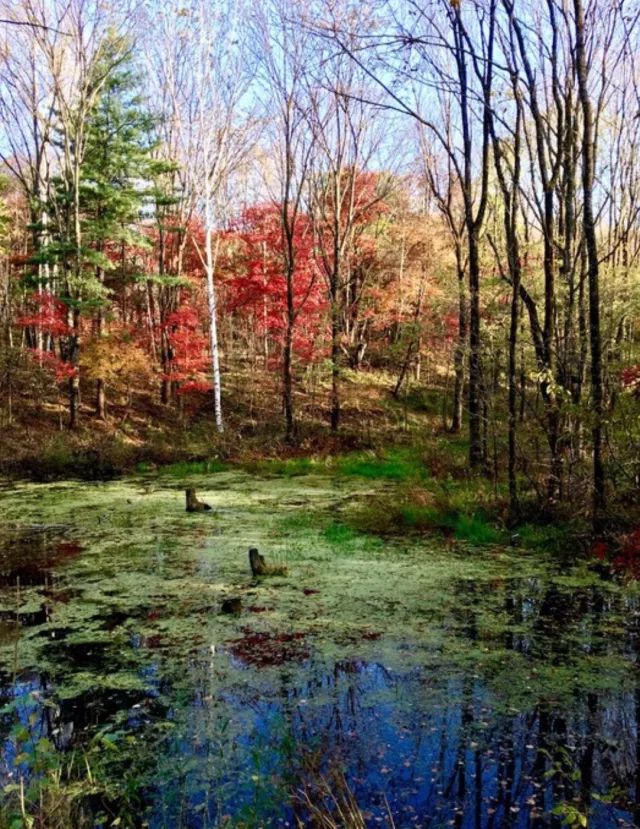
top-left (252, 0), bottom-right (318, 441)
top-left (143, 0), bottom-right (255, 433)
top-left (309, 0), bottom-right (495, 464)
top-left (304, 11), bottom-right (394, 432)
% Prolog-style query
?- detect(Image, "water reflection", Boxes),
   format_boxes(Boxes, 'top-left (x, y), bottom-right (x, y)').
top-left (0, 497), bottom-right (639, 827)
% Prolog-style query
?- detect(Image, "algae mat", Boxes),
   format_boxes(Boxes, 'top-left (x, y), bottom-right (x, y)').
top-left (0, 472), bottom-right (638, 827)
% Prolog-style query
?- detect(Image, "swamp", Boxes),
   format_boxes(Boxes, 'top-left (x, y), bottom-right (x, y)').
top-left (1, 468), bottom-right (639, 828)
top-left (2, 0), bottom-right (640, 825)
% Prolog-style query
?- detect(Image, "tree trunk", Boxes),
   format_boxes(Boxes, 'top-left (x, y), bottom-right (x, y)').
top-left (468, 229), bottom-right (483, 468)
top-left (574, 0), bottom-right (606, 530)
top-left (330, 277), bottom-right (340, 433)
top-left (283, 307), bottom-right (294, 442)
top-left (96, 379), bottom-right (106, 420)
top-left (451, 249), bottom-right (467, 434)
top-left (68, 307), bottom-right (80, 429)
top-left (205, 227), bottom-right (224, 433)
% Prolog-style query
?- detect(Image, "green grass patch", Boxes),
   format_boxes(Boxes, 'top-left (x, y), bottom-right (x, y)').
top-left (161, 458), bottom-right (229, 478)
top-left (451, 512), bottom-right (504, 545)
top-left (399, 505), bottom-right (503, 543)
top-left (242, 457), bottom-right (321, 477)
top-left (347, 484), bottom-right (505, 545)
top-left (517, 521), bottom-right (577, 553)
top-left (335, 449), bottom-right (428, 482)
top-left (239, 448), bottom-right (429, 482)
top-left (323, 521), bottom-right (359, 545)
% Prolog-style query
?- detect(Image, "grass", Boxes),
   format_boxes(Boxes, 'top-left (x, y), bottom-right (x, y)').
top-left (143, 438), bottom-right (574, 554)
top-left (335, 449), bottom-right (429, 481)
top-left (241, 457), bottom-right (321, 477)
top-left (239, 448), bottom-right (430, 483)
top-left (517, 521), bottom-right (580, 553)
top-left (350, 499), bottom-right (505, 545)
top-left (323, 522), bottom-right (359, 545)
top-left (159, 458), bottom-right (229, 478)
top-left (293, 767), bottom-right (396, 829)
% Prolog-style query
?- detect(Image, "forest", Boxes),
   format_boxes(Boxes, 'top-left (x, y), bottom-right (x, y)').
top-left (1, 0), bottom-right (640, 827)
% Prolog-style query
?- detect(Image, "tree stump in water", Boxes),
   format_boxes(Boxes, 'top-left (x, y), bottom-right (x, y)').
top-left (249, 547), bottom-right (268, 576)
top-left (249, 547), bottom-right (287, 577)
top-left (185, 487), bottom-right (211, 512)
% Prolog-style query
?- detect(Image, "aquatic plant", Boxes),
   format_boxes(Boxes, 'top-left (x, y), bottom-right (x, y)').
top-left (293, 767), bottom-right (396, 829)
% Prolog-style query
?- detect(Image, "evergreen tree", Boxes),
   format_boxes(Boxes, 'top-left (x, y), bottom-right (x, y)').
top-left (38, 37), bottom-right (154, 422)
top-left (80, 51), bottom-right (155, 417)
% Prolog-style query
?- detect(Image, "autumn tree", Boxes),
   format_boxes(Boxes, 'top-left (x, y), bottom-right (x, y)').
top-left (142, 0), bottom-right (255, 433)
top-left (252, 0), bottom-right (319, 440)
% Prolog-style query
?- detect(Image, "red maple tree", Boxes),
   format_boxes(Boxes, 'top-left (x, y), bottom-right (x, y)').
top-left (226, 203), bottom-right (326, 367)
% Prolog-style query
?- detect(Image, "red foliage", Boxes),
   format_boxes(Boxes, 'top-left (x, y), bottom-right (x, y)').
top-left (18, 292), bottom-right (71, 337)
top-left (621, 365), bottom-right (640, 396)
top-left (591, 541), bottom-right (608, 561)
top-left (226, 203), bottom-right (327, 366)
top-left (320, 168), bottom-right (389, 227)
top-left (177, 380), bottom-right (212, 395)
top-left (613, 529), bottom-right (640, 578)
top-left (29, 349), bottom-right (77, 382)
top-left (162, 301), bottom-right (211, 393)
top-left (591, 530), bottom-right (640, 579)
top-left (140, 215), bottom-right (207, 279)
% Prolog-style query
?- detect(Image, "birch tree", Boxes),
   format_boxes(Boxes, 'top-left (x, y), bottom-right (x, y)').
top-left (143, 0), bottom-right (254, 433)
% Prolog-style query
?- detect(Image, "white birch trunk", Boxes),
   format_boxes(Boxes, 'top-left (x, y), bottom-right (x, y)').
top-left (205, 225), bottom-right (223, 433)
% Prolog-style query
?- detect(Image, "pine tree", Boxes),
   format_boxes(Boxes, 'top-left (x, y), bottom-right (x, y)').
top-left (80, 53), bottom-right (154, 418)
top-left (37, 38), bottom-right (154, 423)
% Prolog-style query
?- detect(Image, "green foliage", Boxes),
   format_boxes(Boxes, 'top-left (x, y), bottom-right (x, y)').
top-left (1, 715), bottom-right (150, 829)
top-left (36, 37), bottom-right (153, 310)
top-left (551, 804), bottom-right (588, 828)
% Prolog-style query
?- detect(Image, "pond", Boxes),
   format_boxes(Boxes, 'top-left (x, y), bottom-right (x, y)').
top-left (0, 471), bottom-right (639, 828)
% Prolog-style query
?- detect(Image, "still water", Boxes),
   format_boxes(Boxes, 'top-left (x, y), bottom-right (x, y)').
top-left (0, 472), bottom-right (638, 827)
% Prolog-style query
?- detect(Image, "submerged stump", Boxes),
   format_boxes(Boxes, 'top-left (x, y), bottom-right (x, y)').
top-left (185, 487), bottom-right (211, 513)
top-left (249, 547), bottom-right (287, 577)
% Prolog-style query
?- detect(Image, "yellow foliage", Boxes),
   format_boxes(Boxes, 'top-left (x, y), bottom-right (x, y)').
top-left (80, 336), bottom-right (152, 388)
